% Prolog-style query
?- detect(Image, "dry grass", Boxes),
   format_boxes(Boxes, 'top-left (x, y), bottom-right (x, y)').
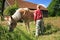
top-left (44, 17), bottom-right (60, 28)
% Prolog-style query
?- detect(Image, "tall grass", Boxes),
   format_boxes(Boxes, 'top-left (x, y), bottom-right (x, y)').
top-left (0, 24), bottom-right (36, 40)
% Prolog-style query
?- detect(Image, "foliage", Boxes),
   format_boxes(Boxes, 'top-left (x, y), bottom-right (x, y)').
top-left (0, 0), bottom-right (2, 15)
top-left (0, 24), bottom-right (34, 40)
top-left (3, 4), bottom-right (18, 16)
top-left (48, 0), bottom-right (60, 17)
top-left (44, 23), bottom-right (60, 34)
top-left (0, 0), bottom-right (2, 8)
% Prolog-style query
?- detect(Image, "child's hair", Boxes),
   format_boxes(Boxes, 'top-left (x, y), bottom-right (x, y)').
top-left (37, 4), bottom-right (41, 9)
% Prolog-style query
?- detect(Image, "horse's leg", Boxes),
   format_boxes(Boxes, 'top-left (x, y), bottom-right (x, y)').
top-left (25, 22), bottom-right (30, 33)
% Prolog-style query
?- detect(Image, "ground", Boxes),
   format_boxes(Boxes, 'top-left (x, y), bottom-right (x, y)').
top-left (0, 17), bottom-right (60, 40)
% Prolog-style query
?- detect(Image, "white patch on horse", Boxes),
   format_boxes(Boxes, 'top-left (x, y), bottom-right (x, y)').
top-left (12, 8), bottom-right (21, 21)
top-left (12, 8), bottom-right (29, 21)
top-left (4, 16), bottom-right (12, 25)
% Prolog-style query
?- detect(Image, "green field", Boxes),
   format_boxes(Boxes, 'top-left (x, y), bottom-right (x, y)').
top-left (0, 17), bottom-right (60, 40)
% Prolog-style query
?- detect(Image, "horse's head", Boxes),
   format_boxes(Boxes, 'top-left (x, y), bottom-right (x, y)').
top-left (4, 16), bottom-right (17, 32)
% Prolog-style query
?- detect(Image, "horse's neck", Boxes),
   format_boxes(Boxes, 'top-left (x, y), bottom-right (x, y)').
top-left (12, 10), bottom-right (21, 21)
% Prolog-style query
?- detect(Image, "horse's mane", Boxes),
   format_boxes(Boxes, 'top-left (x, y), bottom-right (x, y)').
top-left (16, 8), bottom-right (29, 12)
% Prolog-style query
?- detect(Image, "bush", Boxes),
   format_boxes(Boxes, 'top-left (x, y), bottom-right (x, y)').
top-left (48, 8), bottom-right (56, 17)
top-left (56, 10), bottom-right (60, 16)
top-left (45, 23), bottom-right (60, 34)
top-left (3, 4), bottom-right (18, 16)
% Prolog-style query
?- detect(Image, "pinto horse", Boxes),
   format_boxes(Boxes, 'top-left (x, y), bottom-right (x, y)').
top-left (4, 8), bottom-right (34, 32)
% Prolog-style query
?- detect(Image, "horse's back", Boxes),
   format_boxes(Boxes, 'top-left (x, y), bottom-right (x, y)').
top-left (22, 10), bottom-right (34, 22)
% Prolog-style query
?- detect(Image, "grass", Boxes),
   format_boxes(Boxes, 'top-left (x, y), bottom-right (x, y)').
top-left (0, 17), bottom-right (60, 40)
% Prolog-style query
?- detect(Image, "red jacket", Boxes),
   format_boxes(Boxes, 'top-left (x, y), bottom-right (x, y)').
top-left (34, 9), bottom-right (43, 21)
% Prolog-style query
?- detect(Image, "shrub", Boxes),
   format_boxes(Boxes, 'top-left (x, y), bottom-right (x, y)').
top-left (48, 8), bottom-right (56, 17)
top-left (56, 10), bottom-right (60, 16)
top-left (45, 23), bottom-right (60, 34)
top-left (3, 4), bottom-right (18, 16)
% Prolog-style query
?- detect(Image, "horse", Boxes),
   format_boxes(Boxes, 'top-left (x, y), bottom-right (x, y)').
top-left (4, 8), bottom-right (34, 32)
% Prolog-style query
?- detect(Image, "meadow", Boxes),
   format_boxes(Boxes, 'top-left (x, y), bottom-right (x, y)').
top-left (0, 17), bottom-right (60, 40)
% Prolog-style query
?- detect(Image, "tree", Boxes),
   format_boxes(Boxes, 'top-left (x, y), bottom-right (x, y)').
top-left (48, 0), bottom-right (60, 16)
